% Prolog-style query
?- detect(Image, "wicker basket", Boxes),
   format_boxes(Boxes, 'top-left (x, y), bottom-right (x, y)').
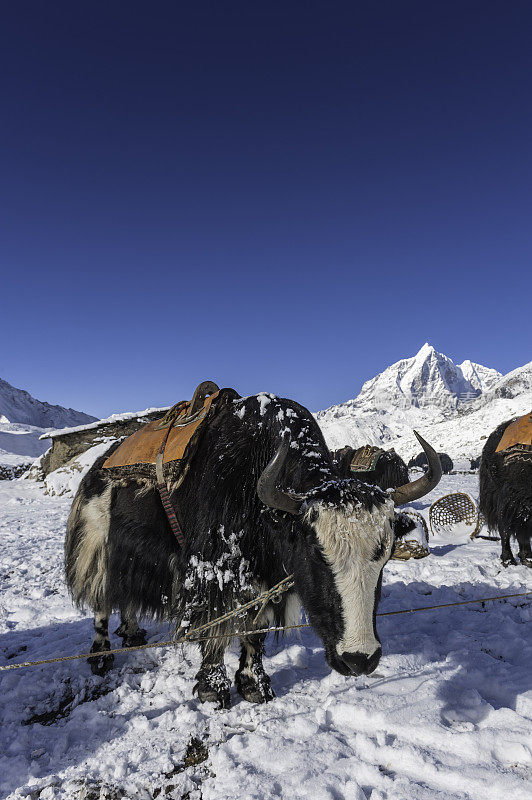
top-left (429, 492), bottom-right (482, 537)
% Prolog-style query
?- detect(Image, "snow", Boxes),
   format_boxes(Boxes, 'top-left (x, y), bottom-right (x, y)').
top-left (43, 440), bottom-right (119, 497)
top-left (256, 393), bottom-right (275, 417)
top-left (39, 406), bottom-right (171, 440)
top-left (457, 360), bottom-right (502, 393)
top-left (1, 473), bottom-right (530, 800)
top-left (0, 423), bottom-right (50, 463)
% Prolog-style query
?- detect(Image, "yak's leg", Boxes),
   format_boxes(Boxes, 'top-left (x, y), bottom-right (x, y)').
top-left (88, 609), bottom-right (114, 676)
top-left (193, 640), bottom-right (231, 709)
top-left (115, 609), bottom-right (147, 647)
top-left (516, 532), bottom-right (532, 568)
top-left (499, 525), bottom-right (517, 567)
top-left (235, 632), bottom-right (274, 704)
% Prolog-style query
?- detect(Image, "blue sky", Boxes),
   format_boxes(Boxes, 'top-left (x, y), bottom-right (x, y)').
top-left (1, 2), bottom-right (531, 418)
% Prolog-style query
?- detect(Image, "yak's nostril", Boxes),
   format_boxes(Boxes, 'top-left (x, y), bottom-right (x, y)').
top-left (365, 647), bottom-right (382, 675)
top-left (341, 648), bottom-right (381, 676)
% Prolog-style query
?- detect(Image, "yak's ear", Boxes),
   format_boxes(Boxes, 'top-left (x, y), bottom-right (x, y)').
top-left (332, 446), bottom-right (354, 475)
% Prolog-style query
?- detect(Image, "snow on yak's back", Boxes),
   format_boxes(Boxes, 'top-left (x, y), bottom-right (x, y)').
top-left (65, 389), bottom-right (441, 708)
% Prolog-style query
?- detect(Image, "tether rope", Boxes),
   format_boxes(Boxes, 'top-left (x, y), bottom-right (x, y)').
top-left (1, 590), bottom-right (530, 673)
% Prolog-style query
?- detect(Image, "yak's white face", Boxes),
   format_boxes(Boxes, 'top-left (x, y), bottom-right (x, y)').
top-left (303, 497), bottom-right (395, 674)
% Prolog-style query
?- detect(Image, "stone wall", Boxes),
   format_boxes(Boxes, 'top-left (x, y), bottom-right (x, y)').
top-left (40, 410), bottom-right (166, 476)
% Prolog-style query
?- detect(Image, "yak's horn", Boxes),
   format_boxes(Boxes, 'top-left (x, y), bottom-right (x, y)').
top-left (390, 431), bottom-right (442, 506)
top-left (257, 433), bottom-right (304, 515)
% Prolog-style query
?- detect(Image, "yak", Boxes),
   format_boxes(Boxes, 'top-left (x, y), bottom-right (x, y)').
top-left (331, 443), bottom-right (432, 541)
top-left (470, 456), bottom-right (481, 471)
top-left (332, 446), bottom-right (409, 491)
top-left (65, 392), bottom-right (441, 708)
top-left (479, 417), bottom-right (532, 568)
top-left (409, 450), bottom-right (454, 475)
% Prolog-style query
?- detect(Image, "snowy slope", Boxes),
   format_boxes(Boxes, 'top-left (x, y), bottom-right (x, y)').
top-left (0, 423), bottom-right (49, 462)
top-left (458, 360), bottom-right (501, 393)
top-left (0, 378), bottom-right (97, 468)
top-left (0, 377), bottom-right (96, 429)
top-left (316, 345), bottom-right (531, 462)
top-left (0, 474), bottom-right (530, 800)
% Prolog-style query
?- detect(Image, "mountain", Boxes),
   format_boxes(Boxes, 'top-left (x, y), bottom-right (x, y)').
top-left (0, 377), bottom-right (96, 429)
top-left (0, 378), bottom-right (97, 467)
top-left (333, 343), bottom-right (502, 414)
top-left (457, 359), bottom-right (501, 393)
top-left (316, 345), bottom-right (531, 463)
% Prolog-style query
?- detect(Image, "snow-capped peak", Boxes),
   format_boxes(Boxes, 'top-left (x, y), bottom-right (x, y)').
top-left (346, 343), bottom-right (500, 415)
top-left (315, 345), bottom-right (529, 460)
top-left (457, 359), bottom-right (502, 393)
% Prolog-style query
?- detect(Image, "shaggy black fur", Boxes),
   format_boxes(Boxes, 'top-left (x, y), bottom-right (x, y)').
top-left (408, 451), bottom-right (453, 474)
top-left (65, 394), bottom-right (392, 706)
top-left (479, 418), bottom-right (532, 567)
top-left (332, 446), bottom-right (409, 490)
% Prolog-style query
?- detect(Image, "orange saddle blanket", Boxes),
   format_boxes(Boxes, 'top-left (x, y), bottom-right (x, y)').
top-left (495, 411), bottom-right (532, 453)
top-left (103, 384), bottom-right (239, 469)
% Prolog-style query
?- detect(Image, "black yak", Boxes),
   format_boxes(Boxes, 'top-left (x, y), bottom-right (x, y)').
top-left (332, 445), bottom-right (409, 491)
top-left (409, 451), bottom-right (454, 474)
top-left (65, 391), bottom-right (441, 707)
top-left (479, 415), bottom-right (532, 567)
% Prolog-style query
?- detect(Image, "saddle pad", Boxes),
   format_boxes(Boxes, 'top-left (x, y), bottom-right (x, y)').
top-left (495, 411), bottom-right (532, 453)
top-left (103, 391), bottom-right (222, 468)
top-left (350, 445), bottom-right (384, 473)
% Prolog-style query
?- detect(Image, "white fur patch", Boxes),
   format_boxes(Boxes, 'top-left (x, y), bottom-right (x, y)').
top-left (253, 586), bottom-right (301, 631)
top-left (307, 499), bottom-right (394, 657)
top-left (72, 485), bottom-right (112, 608)
top-left (284, 592), bottom-right (302, 629)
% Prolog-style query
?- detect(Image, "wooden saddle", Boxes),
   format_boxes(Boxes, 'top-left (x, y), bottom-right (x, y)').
top-left (350, 445), bottom-right (385, 473)
top-left (103, 381), bottom-right (239, 471)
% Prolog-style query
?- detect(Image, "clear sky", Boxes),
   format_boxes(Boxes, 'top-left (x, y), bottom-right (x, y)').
top-left (1, 2), bottom-right (531, 418)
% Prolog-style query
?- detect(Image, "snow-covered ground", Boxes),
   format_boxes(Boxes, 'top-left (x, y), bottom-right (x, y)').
top-left (1, 473), bottom-right (531, 800)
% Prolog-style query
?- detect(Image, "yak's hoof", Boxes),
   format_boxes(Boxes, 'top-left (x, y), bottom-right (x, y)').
top-left (518, 556), bottom-right (532, 568)
top-left (193, 666), bottom-right (231, 709)
top-left (116, 625), bottom-right (147, 647)
top-left (501, 556), bottom-right (517, 567)
top-left (88, 651), bottom-right (114, 676)
top-left (235, 670), bottom-right (275, 704)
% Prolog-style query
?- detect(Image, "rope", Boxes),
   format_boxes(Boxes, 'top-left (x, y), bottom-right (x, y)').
top-left (1, 590), bottom-right (529, 673)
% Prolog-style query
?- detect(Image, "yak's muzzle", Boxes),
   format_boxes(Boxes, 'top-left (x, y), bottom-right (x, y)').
top-left (340, 647), bottom-right (382, 676)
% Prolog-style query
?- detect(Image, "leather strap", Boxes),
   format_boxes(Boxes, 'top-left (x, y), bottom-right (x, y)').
top-left (156, 425), bottom-right (185, 547)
